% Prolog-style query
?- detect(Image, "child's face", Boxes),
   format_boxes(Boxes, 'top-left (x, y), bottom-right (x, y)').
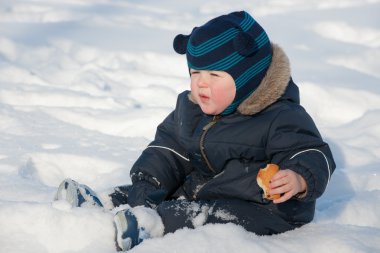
top-left (190, 69), bottom-right (236, 115)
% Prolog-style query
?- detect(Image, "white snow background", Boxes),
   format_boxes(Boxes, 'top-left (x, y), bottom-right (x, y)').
top-left (0, 0), bottom-right (379, 252)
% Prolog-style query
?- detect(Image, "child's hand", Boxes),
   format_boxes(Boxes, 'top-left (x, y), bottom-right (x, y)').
top-left (269, 169), bottom-right (307, 204)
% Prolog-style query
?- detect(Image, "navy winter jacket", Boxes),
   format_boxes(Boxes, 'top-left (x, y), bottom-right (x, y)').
top-left (130, 44), bottom-right (336, 225)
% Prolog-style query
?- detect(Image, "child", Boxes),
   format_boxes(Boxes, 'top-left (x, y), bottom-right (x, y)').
top-left (55, 11), bottom-right (335, 251)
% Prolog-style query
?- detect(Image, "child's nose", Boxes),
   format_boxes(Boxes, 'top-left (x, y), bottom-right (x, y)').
top-left (197, 73), bottom-right (209, 88)
top-left (198, 80), bottom-right (208, 88)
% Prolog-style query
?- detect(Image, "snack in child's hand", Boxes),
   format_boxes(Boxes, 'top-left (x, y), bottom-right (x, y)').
top-left (257, 164), bottom-right (281, 200)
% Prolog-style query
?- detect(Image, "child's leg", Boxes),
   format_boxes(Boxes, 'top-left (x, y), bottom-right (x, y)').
top-left (156, 199), bottom-right (295, 235)
top-left (206, 199), bottom-right (295, 235)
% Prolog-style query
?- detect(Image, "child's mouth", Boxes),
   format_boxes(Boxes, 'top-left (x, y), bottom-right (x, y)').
top-left (199, 94), bottom-right (209, 103)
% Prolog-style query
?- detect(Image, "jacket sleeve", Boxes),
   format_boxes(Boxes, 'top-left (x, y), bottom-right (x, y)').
top-left (265, 106), bottom-right (336, 202)
top-left (130, 92), bottom-right (194, 196)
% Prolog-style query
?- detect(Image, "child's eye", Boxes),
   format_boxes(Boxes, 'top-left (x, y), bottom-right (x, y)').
top-left (210, 72), bottom-right (220, 77)
top-left (191, 71), bottom-right (200, 75)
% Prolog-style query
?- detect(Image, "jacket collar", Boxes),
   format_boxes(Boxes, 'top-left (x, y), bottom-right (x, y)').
top-left (237, 43), bottom-right (291, 116)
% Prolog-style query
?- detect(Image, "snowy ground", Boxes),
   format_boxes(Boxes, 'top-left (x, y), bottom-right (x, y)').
top-left (0, 0), bottom-right (379, 252)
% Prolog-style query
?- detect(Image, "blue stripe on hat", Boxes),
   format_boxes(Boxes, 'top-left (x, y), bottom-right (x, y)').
top-left (187, 28), bottom-right (238, 57)
top-left (240, 12), bottom-right (255, 31)
top-left (256, 32), bottom-right (269, 48)
top-left (187, 12), bottom-right (255, 57)
top-left (235, 54), bottom-right (272, 89)
top-left (188, 33), bottom-right (269, 71)
top-left (188, 52), bottom-right (245, 70)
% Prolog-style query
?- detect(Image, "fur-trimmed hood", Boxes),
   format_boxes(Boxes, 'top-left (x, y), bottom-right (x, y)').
top-left (189, 43), bottom-right (292, 116)
top-left (237, 43), bottom-right (291, 115)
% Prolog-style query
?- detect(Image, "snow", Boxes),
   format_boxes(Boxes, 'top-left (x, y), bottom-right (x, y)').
top-left (130, 206), bottom-right (164, 238)
top-left (0, 0), bottom-right (379, 252)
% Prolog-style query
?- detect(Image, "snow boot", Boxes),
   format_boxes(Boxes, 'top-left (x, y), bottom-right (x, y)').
top-left (113, 209), bottom-right (149, 251)
top-left (54, 178), bottom-right (103, 208)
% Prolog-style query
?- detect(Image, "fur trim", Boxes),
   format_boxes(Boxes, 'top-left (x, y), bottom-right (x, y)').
top-left (237, 43), bottom-right (291, 115)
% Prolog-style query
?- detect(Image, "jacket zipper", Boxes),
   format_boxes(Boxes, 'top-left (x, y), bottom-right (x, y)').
top-left (200, 115), bottom-right (220, 173)
top-left (193, 115), bottom-right (220, 199)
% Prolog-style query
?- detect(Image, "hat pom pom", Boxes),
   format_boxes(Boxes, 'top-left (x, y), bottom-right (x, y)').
top-left (233, 31), bottom-right (258, 56)
top-left (173, 34), bottom-right (189, 55)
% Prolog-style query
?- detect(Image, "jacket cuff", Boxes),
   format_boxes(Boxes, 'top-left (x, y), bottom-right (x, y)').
top-left (131, 171), bottom-right (161, 188)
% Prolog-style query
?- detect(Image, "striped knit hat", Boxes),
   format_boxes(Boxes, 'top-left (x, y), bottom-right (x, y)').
top-left (173, 11), bottom-right (272, 115)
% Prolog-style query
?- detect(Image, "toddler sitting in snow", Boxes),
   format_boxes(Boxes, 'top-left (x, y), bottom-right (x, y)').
top-left (55, 10), bottom-right (335, 251)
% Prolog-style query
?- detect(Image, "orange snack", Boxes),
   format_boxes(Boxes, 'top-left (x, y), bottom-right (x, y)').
top-left (257, 164), bottom-right (281, 200)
